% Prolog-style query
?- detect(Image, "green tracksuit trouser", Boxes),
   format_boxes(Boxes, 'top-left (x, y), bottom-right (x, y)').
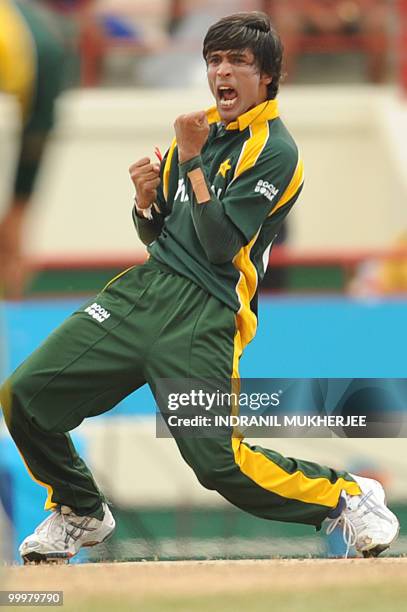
top-left (0, 258), bottom-right (360, 527)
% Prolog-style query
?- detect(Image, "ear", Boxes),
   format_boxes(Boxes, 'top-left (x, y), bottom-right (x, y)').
top-left (260, 74), bottom-right (272, 86)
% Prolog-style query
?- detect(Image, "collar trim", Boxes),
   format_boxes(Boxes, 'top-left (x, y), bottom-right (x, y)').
top-left (206, 99), bottom-right (279, 131)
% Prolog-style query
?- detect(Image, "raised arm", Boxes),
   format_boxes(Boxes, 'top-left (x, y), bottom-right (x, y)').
top-left (129, 157), bottom-right (165, 246)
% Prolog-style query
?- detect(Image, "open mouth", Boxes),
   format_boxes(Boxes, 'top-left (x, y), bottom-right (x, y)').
top-left (217, 86), bottom-right (238, 109)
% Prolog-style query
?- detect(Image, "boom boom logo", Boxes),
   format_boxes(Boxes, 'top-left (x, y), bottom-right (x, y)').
top-left (255, 179), bottom-right (279, 202)
top-left (84, 303), bottom-right (111, 324)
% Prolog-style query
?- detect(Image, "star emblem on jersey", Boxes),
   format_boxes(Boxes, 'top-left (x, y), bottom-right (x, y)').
top-left (217, 159), bottom-right (232, 178)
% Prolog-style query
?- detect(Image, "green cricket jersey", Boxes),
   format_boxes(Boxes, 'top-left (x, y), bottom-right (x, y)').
top-left (133, 99), bottom-right (304, 349)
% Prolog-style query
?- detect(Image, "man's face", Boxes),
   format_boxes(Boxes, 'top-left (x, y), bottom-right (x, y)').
top-left (206, 48), bottom-right (272, 125)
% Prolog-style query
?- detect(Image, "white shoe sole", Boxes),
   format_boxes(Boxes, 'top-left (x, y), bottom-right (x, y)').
top-left (21, 527), bottom-right (115, 565)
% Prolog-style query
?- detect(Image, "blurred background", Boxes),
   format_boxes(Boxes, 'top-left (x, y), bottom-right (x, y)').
top-left (1, 0), bottom-right (407, 563)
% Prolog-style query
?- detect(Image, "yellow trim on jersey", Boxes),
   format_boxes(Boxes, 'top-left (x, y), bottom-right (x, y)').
top-left (205, 99), bottom-right (279, 132)
top-left (234, 122), bottom-right (269, 180)
top-left (231, 437), bottom-right (361, 506)
top-left (231, 120), bottom-right (270, 349)
top-left (230, 328), bottom-right (243, 438)
top-left (232, 328), bottom-right (243, 380)
top-left (0, 0), bottom-right (36, 118)
top-left (163, 138), bottom-right (177, 201)
top-left (233, 232), bottom-right (259, 348)
top-left (269, 156), bottom-right (305, 216)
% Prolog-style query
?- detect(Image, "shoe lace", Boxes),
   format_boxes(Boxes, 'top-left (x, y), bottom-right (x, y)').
top-left (326, 490), bottom-right (390, 558)
top-left (326, 513), bottom-right (357, 558)
top-left (34, 508), bottom-right (67, 545)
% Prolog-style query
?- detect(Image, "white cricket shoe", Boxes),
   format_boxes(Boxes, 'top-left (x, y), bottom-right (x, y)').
top-left (19, 502), bottom-right (115, 564)
top-left (326, 474), bottom-right (399, 558)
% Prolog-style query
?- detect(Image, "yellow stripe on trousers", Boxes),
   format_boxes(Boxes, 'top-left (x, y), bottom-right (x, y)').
top-left (231, 436), bottom-right (361, 507)
top-left (0, 380), bottom-right (56, 510)
top-left (18, 449), bottom-right (56, 510)
top-left (102, 265), bottom-right (137, 292)
top-left (230, 333), bottom-right (361, 506)
top-left (230, 209), bottom-right (361, 507)
top-left (0, 0), bottom-right (36, 118)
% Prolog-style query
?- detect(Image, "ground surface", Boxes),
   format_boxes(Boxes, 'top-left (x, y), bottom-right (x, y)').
top-left (3, 558), bottom-right (407, 611)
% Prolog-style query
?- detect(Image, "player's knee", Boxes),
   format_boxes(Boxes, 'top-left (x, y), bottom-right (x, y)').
top-left (0, 379), bottom-right (12, 427)
top-left (192, 460), bottom-right (235, 491)
top-left (193, 466), bottom-right (217, 490)
top-left (1, 369), bottom-right (30, 425)
top-left (2, 366), bottom-right (50, 432)
top-left (1, 377), bottom-right (32, 439)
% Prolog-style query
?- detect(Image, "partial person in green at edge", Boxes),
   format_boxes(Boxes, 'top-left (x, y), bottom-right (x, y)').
top-left (0, 11), bottom-right (399, 564)
top-left (0, 0), bottom-right (85, 298)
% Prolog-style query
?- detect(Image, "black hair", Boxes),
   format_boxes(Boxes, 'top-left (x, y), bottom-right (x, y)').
top-left (203, 12), bottom-right (283, 100)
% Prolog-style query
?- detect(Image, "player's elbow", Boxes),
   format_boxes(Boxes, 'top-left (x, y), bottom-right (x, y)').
top-left (208, 254), bottom-right (228, 265)
top-left (139, 234), bottom-right (155, 246)
top-left (205, 246), bottom-right (237, 265)
top-left (199, 228), bottom-right (244, 264)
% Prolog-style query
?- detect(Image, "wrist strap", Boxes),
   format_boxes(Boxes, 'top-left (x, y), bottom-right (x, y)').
top-left (134, 197), bottom-right (153, 220)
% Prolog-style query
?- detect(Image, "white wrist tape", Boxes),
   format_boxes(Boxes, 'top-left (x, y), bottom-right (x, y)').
top-left (134, 197), bottom-right (153, 220)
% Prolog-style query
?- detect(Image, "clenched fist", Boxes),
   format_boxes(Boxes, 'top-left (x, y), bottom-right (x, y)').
top-left (174, 111), bottom-right (209, 163)
top-left (129, 158), bottom-right (161, 210)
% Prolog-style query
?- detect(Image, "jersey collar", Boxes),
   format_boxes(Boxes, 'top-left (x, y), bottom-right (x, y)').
top-left (206, 99), bottom-right (279, 131)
